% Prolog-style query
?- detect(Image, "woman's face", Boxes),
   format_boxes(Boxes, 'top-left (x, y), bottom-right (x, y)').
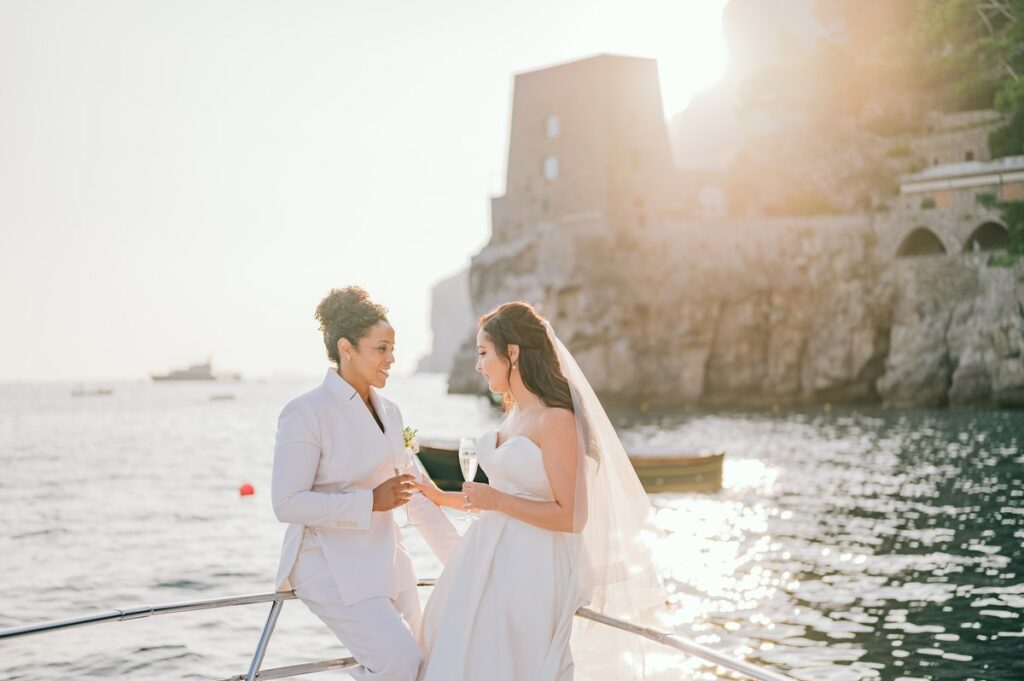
top-left (345, 320), bottom-right (395, 389)
top-left (476, 329), bottom-right (511, 393)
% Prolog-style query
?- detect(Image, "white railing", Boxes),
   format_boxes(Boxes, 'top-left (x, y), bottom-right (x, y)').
top-left (0, 580), bottom-right (795, 681)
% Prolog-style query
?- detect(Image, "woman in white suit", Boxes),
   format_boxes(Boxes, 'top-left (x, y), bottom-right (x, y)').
top-left (272, 286), bottom-right (459, 681)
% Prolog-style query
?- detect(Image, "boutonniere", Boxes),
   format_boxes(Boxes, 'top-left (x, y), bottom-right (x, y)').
top-left (403, 426), bottom-right (420, 454)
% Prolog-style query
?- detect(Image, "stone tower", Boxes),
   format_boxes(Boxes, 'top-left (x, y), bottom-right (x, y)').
top-left (490, 54), bottom-right (675, 243)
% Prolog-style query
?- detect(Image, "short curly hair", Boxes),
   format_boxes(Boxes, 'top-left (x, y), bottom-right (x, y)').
top-left (315, 286), bottom-right (389, 364)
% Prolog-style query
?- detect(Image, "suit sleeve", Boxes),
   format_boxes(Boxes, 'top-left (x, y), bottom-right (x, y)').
top-left (271, 399), bottom-right (373, 530)
top-left (388, 401), bottom-right (462, 563)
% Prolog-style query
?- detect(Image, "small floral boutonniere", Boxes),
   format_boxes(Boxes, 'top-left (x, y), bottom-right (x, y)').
top-left (403, 426), bottom-right (420, 454)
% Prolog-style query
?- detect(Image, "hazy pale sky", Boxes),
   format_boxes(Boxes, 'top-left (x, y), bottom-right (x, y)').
top-left (0, 0), bottom-right (728, 382)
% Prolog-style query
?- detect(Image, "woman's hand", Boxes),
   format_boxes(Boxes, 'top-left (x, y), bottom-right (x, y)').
top-left (372, 474), bottom-right (415, 511)
top-left (413, 477), bottom-right (444, 506)
top-left (462, 482), bottom-right (502, 512)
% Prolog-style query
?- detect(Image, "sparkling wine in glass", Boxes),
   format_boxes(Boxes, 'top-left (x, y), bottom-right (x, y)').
top-left (458, 437), bottom-right (478, 521)
top-left (393, 448), bottom-right (415, 528)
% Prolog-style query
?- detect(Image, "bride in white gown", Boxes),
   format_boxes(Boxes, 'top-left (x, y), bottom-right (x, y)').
top-left (414, 302), bottom-right (669, 681)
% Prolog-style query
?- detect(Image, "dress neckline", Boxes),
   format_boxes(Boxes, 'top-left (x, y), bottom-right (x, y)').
top-left (491, 430), bottom-right (541, 454)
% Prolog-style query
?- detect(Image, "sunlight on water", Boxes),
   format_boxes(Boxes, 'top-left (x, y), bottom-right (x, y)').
top-left (1, 376), bottom-right (1021, 680)
top-left (620, 406), bottom-right (1024, 681)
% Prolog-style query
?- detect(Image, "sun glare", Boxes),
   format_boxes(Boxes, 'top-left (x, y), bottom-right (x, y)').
top-left (612, 0), bottom-right (729, 117)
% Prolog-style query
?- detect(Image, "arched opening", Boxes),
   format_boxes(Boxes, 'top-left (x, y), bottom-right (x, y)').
top-left (896, 227), bottom-right (947, 257)
top-left (964, 222), bottom-right (1010, 252)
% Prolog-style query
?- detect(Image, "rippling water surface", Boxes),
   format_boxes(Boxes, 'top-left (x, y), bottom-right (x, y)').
top-left (1, 375), bottom-right (1021, 680)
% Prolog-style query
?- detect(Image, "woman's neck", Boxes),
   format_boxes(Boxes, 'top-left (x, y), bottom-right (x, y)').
top-left (509, 375), bottom-right (542, 413)
top-left (337, 366), bottom-right (371, 403)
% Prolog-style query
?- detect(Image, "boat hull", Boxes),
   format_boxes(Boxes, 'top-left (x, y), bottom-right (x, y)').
top-left (416, 441), bottom-right (723, 494)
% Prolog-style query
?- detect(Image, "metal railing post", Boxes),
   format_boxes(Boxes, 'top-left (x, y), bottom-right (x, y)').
top-left (1, 584), bottom-right (798, 681)
top-left (245, 598), bottom-right (284, 681)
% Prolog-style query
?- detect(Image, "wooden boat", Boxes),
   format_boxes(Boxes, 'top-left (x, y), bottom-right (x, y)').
top-left (416, 439), bottom-right (724, 493)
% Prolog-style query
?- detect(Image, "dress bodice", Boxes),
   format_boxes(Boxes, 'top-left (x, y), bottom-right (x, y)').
top-left (478, 430), bottom-right (554, 502)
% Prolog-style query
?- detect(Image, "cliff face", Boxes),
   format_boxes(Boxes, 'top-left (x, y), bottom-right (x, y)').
top-left (880, 258), bottom-right (1024, 407)
top-left (416, 268), bottom-right (474, 374)
top-left (448, 217), bottom-right (1024, 408)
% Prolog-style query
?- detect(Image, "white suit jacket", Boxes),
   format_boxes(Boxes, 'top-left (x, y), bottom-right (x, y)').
top-left (272, 369), bottom-right (460, 605)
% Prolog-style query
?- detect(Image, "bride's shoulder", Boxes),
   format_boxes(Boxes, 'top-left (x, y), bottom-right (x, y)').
top-left (536, 407), bottom-right (577, 446)
top-left (539, 405), bottom-right (575, 425)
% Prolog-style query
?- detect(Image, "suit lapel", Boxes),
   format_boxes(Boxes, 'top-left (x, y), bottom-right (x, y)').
top-left (371, 390), bottom-right (407, 458)
top-left (368, 389), bottom-right (388, 436)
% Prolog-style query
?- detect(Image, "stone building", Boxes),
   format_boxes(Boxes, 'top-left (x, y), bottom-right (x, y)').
top-left (437, 54), bottom-right (1024, 407)
top-left (489, 54), bottom-right (677, 245)
top-left (911, 110), bottom-right (1005, 168)
top-left (880, 155), bottom-right (1022, 259)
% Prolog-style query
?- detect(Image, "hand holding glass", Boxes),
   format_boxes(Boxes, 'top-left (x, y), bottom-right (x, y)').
top-left (458, 437), bottom-right (478, 521)
top-left (393, 448), bottom-right (416, 528)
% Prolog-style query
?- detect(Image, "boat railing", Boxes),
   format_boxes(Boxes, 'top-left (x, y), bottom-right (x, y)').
top-left (0, 579), bottom-right (796, 681)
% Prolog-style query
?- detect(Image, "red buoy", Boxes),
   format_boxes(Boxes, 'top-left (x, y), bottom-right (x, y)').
top-left (239, 483), bottom-right (255, 496)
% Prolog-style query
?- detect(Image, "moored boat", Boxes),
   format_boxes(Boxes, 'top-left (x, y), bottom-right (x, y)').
top-left (416, 438), bottom-right (724, 493)
top-left (70, 385), bottom-right (114, 397)
top-left (151, 361), bottom-right (239, 382)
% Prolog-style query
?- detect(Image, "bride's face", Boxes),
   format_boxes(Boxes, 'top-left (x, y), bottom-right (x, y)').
top-left (476, 330), bottom-right (511, 393)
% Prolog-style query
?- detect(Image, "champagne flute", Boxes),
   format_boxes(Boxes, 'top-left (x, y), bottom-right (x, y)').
top-left (458, 437), bottom-right (478, 521)
top-left (393, 447), bottom-right (415, 528)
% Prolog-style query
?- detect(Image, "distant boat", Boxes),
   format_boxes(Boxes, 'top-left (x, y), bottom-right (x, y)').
top-left (151, 361), bottom-right (239, 382)
top-left (71, 386), bottom-right (113, 397)
top-left (416, 438), bottom-right (724, 493)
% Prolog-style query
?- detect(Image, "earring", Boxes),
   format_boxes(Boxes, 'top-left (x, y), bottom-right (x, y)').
top-left (512, 363), bottom-right (518, 370)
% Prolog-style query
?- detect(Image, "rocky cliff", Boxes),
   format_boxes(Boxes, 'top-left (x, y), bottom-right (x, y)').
top-left (448, 217), bottom-right (1024, 408)
top-left (416, 268), bottom-right (475, 374)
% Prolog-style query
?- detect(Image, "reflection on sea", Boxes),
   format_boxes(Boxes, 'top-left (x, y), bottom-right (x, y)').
top-left (615, 408), bottom-right (1024, 680)
top-left (0, 378), bottom-right (1021, 680)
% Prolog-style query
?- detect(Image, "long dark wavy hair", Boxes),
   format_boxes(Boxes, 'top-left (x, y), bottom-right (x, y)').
top-left (479, 302), bottom-right (574, 412)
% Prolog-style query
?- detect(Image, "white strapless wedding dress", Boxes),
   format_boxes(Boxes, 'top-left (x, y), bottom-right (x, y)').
top-left (417, 430), bottom-right (587, 681)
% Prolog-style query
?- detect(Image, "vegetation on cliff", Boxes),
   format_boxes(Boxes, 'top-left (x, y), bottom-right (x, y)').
top-left (727, 0), bottom-right (1023, 253)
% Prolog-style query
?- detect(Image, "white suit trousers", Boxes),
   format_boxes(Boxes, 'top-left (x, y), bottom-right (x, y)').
top-left (291, 534), bottom-right (422, 681)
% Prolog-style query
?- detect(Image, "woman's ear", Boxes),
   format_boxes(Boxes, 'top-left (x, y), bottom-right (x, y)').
top-left (507, 343), bottom-right (520, 365)
top-left (337, 337), bottom-right (353, 361)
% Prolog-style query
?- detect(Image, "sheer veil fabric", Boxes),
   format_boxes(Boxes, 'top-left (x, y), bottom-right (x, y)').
top-left (544, 320), bottom-right (674, 680)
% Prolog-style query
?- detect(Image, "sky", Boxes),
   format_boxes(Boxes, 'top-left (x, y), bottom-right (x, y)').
top-left (0, 0), bottom-right (728, 382)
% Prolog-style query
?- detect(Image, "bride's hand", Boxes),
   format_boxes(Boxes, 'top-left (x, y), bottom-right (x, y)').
top-left (462, 482), bottom-right (500, 512)
top-left (413, 477), bottom-right (443, 505)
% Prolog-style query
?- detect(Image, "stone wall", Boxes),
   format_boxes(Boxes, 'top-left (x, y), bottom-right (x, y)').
top-left (877, 202), bottom-right (1005, 259)
top-left (448, 214), bottom-right (1024, 408)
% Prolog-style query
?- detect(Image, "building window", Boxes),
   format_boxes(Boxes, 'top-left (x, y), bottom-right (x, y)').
top-left (935, 189), bottom-right (955, 209)
top-left (543, 155), bottom-right (559, 180)
top-left (1002, 182), bottom-right (1024, 201)
top-left (965, 150), bottom-right (975, 161)
top-left (545, 115), bottom-right (560, 139)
